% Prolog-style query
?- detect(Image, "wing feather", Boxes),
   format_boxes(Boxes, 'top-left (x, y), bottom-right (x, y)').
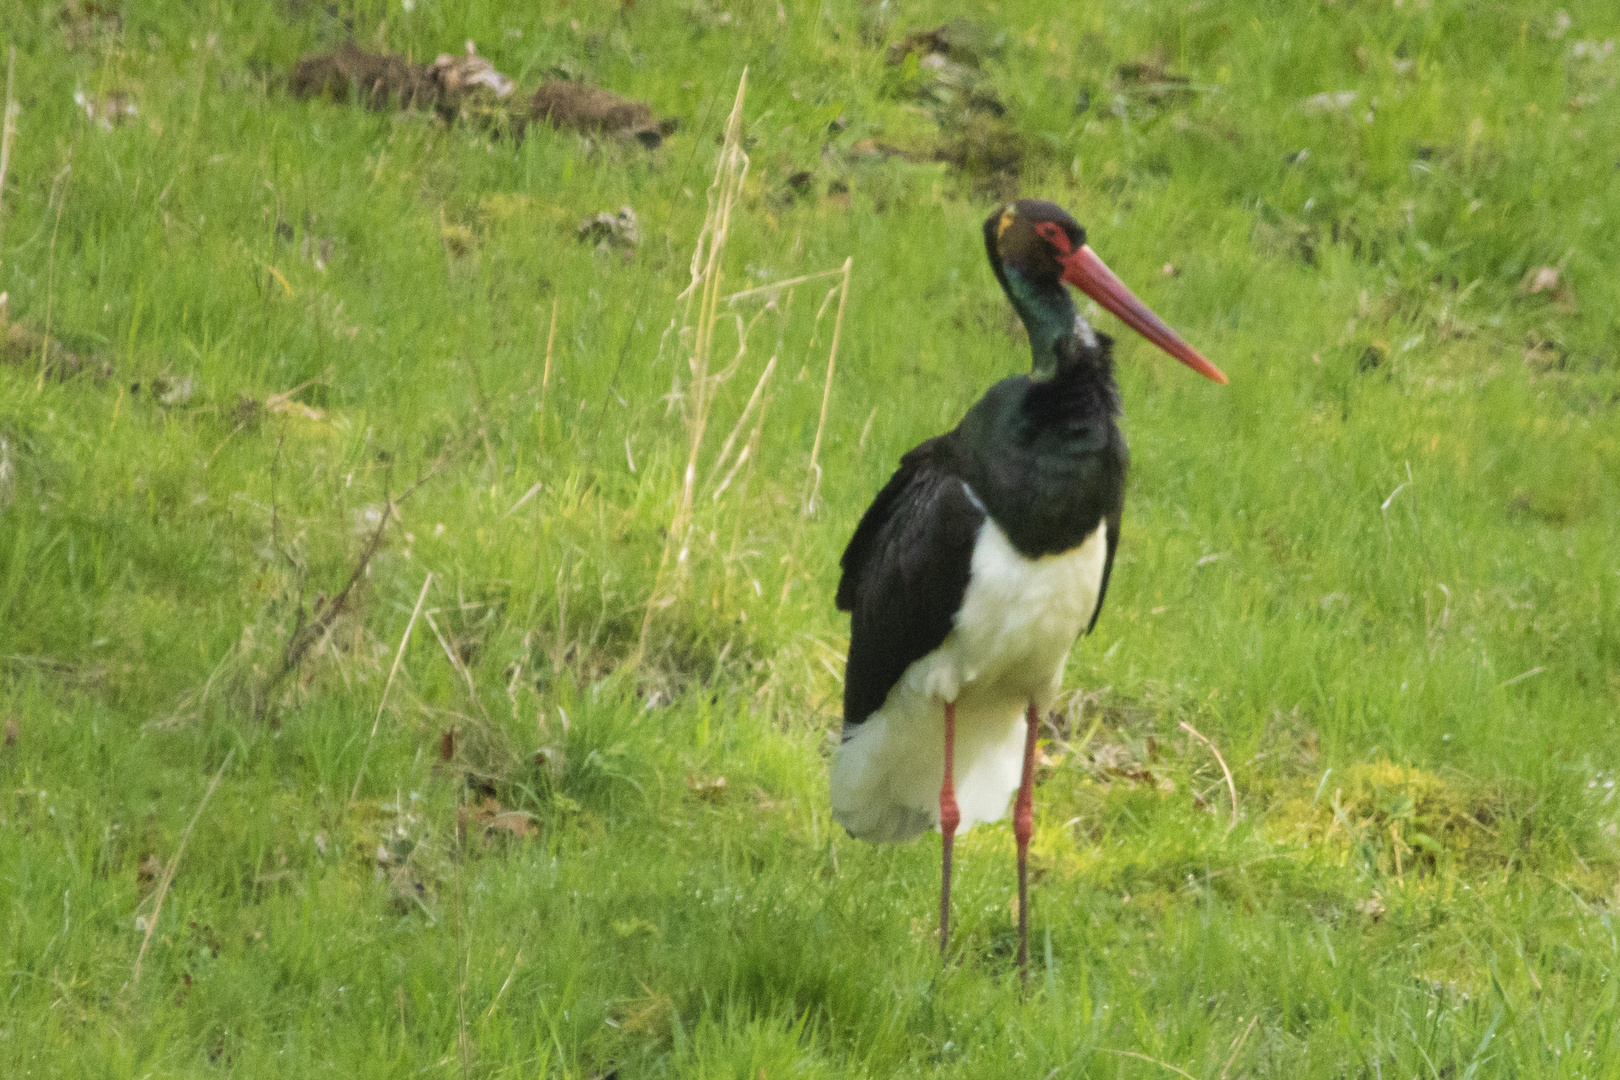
top-left (837, 440), bottom-right (983, 730)
top-left (1085, 508), bottom-right (1122, 635)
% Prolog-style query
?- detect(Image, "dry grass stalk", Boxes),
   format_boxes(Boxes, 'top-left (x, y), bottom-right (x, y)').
top-left (635, 70), bottom-right (751, 659)
top-left (536, 295), bottom-right (559, 441)
top-left (1095, 1048), bottom-right (1199, 1080)
top-left (718, 302), bottom-right (792, 608)
top-left (710, 354), bottom-right (777, 503)
top-left (777, 262), bottom-right (853, 604)
top-left (723, 266), bottom-right (846, 303)
top-left (505, 479), bottom-right (543, 517)
top-left (425, 607), bottom-right (484, 714)
top-left (672, 73), bottom-right (750, 552)
top-left (132, 747), bottom-right (235, 987)
top-left (0, 47), bottom-right (16, 227)
top-left (348, 572), bottom-right (433, 806)
top-left (634, 72), bottom-right (854, 654)
top-left (1220, 1014), bottom-right (1260, 1079)
top-left (703, 350), bottom-right (777, 501)
top-left (1179, 719), bottom-right (1238, 834)
top-left (36, 149), bottom-right (72, 390)
top-left (483, 946), bottom-right (524, 1020)
top-left (800, 256), bottom-right (853, 517)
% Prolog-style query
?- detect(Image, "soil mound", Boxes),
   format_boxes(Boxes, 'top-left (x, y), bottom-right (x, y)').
top-left (289, 42), bottom-right (673, 146)
top-left (530, 82), bottom-right (676, 147)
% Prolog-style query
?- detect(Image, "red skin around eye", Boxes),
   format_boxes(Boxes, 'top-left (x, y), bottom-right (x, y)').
top-left (1034, 221), bottom-right (1073, 256)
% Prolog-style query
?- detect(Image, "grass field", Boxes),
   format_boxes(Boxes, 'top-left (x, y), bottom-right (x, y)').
top-left (3, 0), bottom-right (1620, 1075)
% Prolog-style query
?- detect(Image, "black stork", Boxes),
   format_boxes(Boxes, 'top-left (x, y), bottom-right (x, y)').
top-left (831, 200), bottom-right (1226, 972)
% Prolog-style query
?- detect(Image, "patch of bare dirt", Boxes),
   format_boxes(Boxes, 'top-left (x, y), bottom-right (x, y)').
top-left (288, 42), bottom-right (673, 146)
top-left (290, 41), bottom-right (472, 115)
top-left (867, 19), bottom-right (1038, 191)
top-left (531, 82), bottom-right (676, 146)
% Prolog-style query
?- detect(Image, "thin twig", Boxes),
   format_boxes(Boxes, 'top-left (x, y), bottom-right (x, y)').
top-left (348, 572), bottom-right (433, 806)
top-left (1095, 1048), bottom-right (1198, 1080)
top-left (454, 769), bottom-right (472, 1080)
top-left (276, 492), bottom-right (393, 677)
top-left (1179, 720), bottom-right (1238, 834)
top-left (132, 747), bottom-right (235, 986)
top-left (268, 451), bottom-right (445, 700)
top-left (1220, 1014), bottom-right (1260, 1079)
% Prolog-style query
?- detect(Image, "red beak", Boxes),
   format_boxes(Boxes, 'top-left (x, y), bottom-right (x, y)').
top-left (1060, 245), bottom-right (1227, 384)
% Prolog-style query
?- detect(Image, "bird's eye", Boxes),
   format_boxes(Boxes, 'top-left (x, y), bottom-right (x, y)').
top-left (1034, 221), bottom-right (1072, 256)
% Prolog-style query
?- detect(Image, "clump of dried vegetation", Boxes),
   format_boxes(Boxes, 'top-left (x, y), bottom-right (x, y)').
top-left (289, 41), bottom-right (676, 146)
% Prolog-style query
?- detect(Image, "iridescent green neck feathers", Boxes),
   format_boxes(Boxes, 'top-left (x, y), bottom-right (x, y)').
top-left (1003, 267), bottom-right (1085, 379)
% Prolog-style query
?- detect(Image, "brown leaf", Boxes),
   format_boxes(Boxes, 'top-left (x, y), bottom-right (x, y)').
top-left (3, 718), bottom-right (16, 747)
top-left (439, 727), bottom-right (456, 761)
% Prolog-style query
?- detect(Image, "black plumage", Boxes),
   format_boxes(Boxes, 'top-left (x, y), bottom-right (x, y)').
top-left (836, 331), bottom-right (1127, 733)
top-left (831, 198), bottom-right (1222, 972)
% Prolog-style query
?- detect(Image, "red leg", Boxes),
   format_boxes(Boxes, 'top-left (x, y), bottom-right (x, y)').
top-left (939, 700), bottom-right (960, 959)
top-left (1014, 702), bottom-right (1039, 977)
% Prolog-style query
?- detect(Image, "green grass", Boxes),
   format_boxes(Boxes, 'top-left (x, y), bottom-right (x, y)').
top-left (3, 0), bottom-right (1620, 1075)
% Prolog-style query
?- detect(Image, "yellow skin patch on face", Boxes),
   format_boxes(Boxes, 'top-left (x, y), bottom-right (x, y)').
top-left (998, 208), bottom-right (1016, 240)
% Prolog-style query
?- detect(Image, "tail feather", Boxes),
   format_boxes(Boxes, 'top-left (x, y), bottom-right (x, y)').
top-left (830, 701), bottom-right (1025, 843)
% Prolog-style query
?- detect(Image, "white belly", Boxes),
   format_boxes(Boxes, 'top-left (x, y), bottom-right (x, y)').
top-left (831, 511), bottom-right (1108, 842)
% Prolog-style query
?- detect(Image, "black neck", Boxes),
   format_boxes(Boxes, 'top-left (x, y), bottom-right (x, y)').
top-left (1000, 267), bottom-right (1081, 378)
top-left (952, 333), bottom-right (1126, 557)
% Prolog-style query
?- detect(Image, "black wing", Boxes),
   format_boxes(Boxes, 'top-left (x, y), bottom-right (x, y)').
top-left (1085, 507), bottom-right (1122, 635)
top-left (837, 438), bottom-right (984, 731)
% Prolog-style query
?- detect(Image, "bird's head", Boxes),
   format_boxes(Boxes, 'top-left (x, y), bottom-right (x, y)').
top-left (984, 199), bottom-right (1226, 384)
